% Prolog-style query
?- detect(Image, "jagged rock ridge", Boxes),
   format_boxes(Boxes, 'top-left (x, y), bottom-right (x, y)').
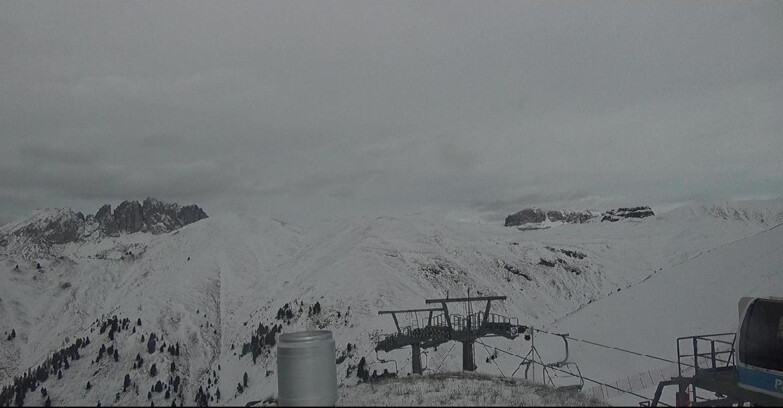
top-left (504, 206), bottom-right (654, 227)
top-left (0, 198), bottom-right (208, 258)
top-left (601, 206), bottom-right (655, 222)
top-left (504, 208), bottom-right (599, 228)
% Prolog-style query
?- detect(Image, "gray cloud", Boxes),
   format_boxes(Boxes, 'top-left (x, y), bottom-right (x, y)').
top-left (19, 143), bottom-right (96, 165)
top-left (1, 1), bottom-right (781, 225)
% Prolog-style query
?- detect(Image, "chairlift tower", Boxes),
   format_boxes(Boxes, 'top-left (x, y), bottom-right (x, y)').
top-left (377, 294), bottom-right (526, 373)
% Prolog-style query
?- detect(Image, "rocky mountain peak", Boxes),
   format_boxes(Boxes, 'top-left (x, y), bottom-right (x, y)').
top-left (601, 206), bottom-right (655, 222)
top-left (0, 199), bottom-right (208, 258)
top-left (504, 208), bottom-right (599, 228)
top-left (505, 206), bottom-right (655, 228)
top-left (96, 198), bottom-right (208, 236)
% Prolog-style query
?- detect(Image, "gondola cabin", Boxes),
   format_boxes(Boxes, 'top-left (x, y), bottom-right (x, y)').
top-left (735, 297), bottom-right (783, 398)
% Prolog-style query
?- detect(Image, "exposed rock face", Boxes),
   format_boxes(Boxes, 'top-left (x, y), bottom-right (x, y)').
top-left (0, 198), bottom-right (208, 258)
top-left (20, 210), bottom-right (82, 245)
top-left (504, 208), bottom-right (598, 227)
top-left (106, 198), bottom-right (208, 234)
top-left (140, 198), bottom-right (209, 234)
top-left (601, 206), bottom-right (655, 222)
top-left (505, 206), bottom-right (654, 227)
top-left (114, 201), bottom-right (144, 233)
top-left (505, 209), bottom-right (547, 226)
top-left (95, 204), bottom-right (119, 237)
top-left (178, 204), bottom-right (209, 226)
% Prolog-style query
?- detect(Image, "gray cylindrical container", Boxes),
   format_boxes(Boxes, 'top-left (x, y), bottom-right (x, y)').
top-left (277, 330), bottom-right (338, 406)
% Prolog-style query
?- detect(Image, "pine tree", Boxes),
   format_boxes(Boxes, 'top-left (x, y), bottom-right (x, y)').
top-left (243, 371), bottom-right (248, 387)
top-left (123, 374), bottom-right (131, 391)
top-left (237, 383), bottom-right (243, 394)
top-left (86, 381), bottom-right (92, 390)
top-left (137, 318), bottom-right (142, 326)
top-left (114, 349), bottom-right (119, 362)
top-left (164, 389), bottom-right (170, 399)
top-left (150, 364), bottom-right (158, 377)
top-left (147, 336), bottom-right (157, 354)
top-left (57, 370), bottom-right (62, 380)
top-left (11, 329), bottom-right (15, 339)
top-left (45, 396), bottom-right (51, 407)
top-left (170, 361), bottom-right (176, 372)
top-left (14, 385), bottom-right (24, 407)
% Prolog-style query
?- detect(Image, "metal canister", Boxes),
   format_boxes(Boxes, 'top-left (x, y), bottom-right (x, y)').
top-left (277, 330), bottom-right (338, 406)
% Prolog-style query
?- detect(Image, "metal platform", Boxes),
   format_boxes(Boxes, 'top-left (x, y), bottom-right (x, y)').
top-left (376, 294), bottom-right (526, 373)
top-left (651, 333), bottom-right (783, 407)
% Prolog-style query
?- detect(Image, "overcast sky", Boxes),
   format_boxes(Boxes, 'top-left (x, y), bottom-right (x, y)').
top-left (1, 0), bottom-right (781, 226)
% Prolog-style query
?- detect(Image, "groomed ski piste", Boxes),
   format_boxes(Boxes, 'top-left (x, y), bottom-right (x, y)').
top-left (1, 198), bottom-right (782, 406)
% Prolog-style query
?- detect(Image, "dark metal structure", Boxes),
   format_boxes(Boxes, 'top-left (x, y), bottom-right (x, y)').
top-left (376, 294), bottom-right (526, 373)
top-left (650, 297), bottom-right (783, 407)
top-left (650, 333), bottom-right (783, 407)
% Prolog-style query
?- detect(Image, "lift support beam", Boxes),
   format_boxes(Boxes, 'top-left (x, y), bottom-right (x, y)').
top-left (377, 294), bottom-right (519, 374)
top-left (377, 307), bottom-right (446, 374)
top-left (426, 295), bottom-right (509, 371)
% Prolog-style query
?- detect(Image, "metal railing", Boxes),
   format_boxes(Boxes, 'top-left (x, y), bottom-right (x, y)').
top-left (448, 312), bottom-right (519, 332)
top-left (676, 333), bottom-right (736, 377)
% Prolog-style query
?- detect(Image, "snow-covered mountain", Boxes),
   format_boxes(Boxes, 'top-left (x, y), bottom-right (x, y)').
top-left (503, 206), bottom-right (655, 229)
top-left (1, 198), bottom-right (782, 406)
top-left (0, 198), bottom-right (208, 260)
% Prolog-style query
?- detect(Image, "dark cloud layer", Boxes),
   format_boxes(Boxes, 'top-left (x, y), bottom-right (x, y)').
top-left (1, 1), bottom-right (781, 225)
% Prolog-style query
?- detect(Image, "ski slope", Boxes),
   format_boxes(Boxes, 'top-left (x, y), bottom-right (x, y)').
top-left (1, 198), bottom-right (782, 406)
top-left (539, 217), bottom-right (783, 405)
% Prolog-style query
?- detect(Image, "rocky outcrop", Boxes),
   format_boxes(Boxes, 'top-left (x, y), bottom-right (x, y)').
top-left (102, 198), bottom-right (208, 235)
top-left (114, 201), bottom-right (144, 233)
top-left (505, 206), bottom-right (654, 227)
top-left (0, 198), bottom-right (208, 258)
top-left (178, 204), bottom-right (209, 226)
top-left (504, 208), bottom-right (598, 227)
top-left (21, 210), bottom-right (82, 245)
top-left (505, 209), bottom-right (547, 226)
top-left (140, 198), bottom-right (209, 234)
top-left (95, 204), bottom-right (119, 237)
top-left (601, 206), bottom-right (655, 222)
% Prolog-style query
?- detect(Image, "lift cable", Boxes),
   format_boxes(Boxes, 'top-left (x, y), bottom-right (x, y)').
top-left (475, 339), bottom-right (671, 407)
top-left (478, 339), bottom-right (505, 377)
top-left (433, 342), bottom-right (458, 374)
top-left (533, 328), bottom-right (694, 369)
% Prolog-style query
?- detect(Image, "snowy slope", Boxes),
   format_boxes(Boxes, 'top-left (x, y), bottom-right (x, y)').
top-left (534, 209), bottom-right (783, 405)
top-left (1, 198), bottom-right (782, 406)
